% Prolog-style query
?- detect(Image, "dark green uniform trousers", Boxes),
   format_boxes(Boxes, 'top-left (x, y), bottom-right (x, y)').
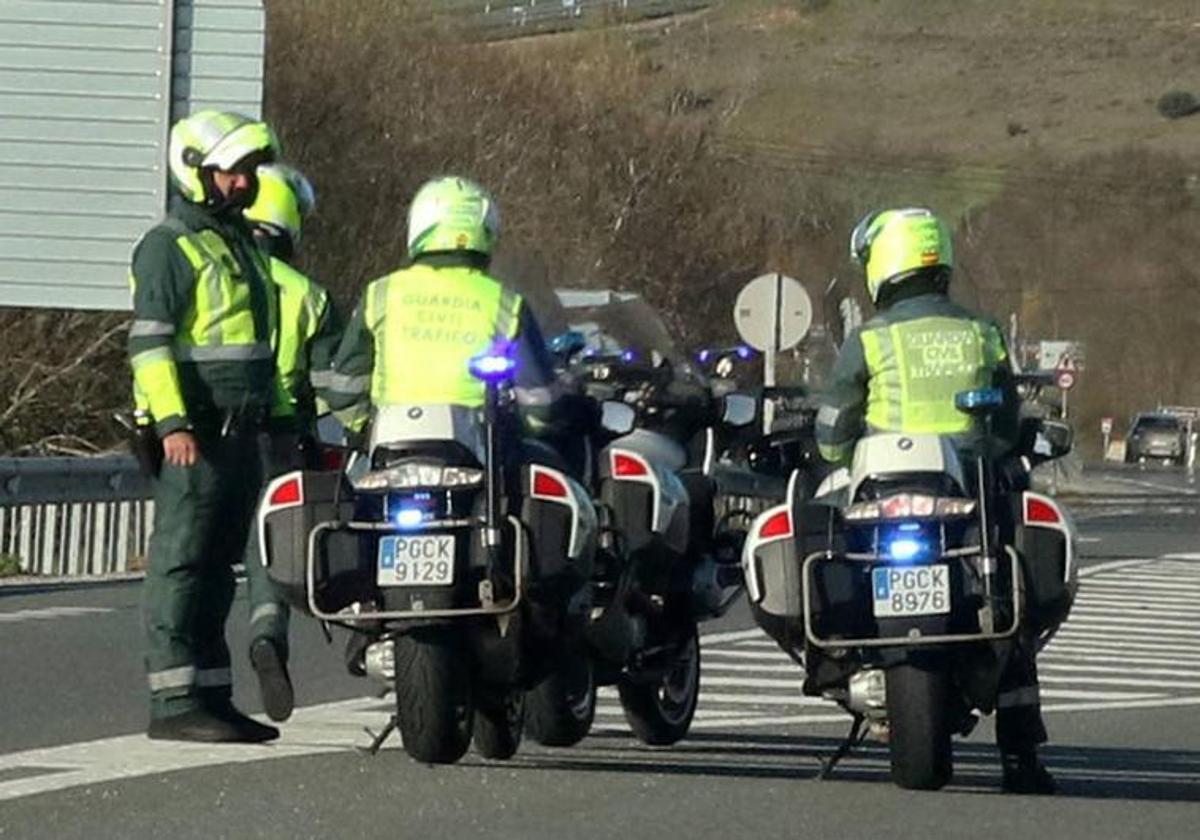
top-left (242, 434), bottom-right (301, 658)
top-left (142, 429), bottom-right (263, 719)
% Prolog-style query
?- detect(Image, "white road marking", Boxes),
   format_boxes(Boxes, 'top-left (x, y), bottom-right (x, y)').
top-left (0, 607), bottom-right (114, 624)
top-left (3, 552), bottom-right (1200, 805)
top-left (1077, 558), bottom-right (1154, 578)
top-left (698, 628), bottom-right (765, 645)
top-left (0, 699), bottom-right (366, 803)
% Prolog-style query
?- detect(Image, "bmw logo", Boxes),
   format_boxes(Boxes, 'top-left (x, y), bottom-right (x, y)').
top-left (407, 407), bottom-right (423, 420)
top-left (898, 438), bottom-right (914, 451)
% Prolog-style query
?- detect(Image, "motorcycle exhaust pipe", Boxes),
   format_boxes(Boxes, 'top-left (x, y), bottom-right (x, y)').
top-left (364, 639), bottom-right (395, 684)
top-left (847, 669), bottom-right (887, 719)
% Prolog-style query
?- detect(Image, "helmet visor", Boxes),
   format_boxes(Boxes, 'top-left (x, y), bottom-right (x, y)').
top-left (204, 121), bottom-right (279, 172)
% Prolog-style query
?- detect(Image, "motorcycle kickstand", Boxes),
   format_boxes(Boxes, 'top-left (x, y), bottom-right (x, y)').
top-left (817, 714), bottom-right (866, 780)
top-left (358, 714), bottom-right (399, 757)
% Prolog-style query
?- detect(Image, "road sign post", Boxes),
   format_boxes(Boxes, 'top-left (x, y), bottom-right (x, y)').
top-left (1101, 416), bottom-right (1113, 454)
top-left (1055, 368), bottom-right (1076, 420)
top-left (734, 273), bottom-right (813, 433)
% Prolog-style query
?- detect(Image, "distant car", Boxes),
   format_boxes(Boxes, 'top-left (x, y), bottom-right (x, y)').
top-left (1125, 413), bottom-right (1188, 465)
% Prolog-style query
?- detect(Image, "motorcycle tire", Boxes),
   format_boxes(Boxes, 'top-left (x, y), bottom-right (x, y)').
top-left (617, 625), bottom-right (700, 746)
top-left (525, 655), bottom-right (596, 747)
top-left (393, 629), bottom-right (474, 764)
top-left (885, 663), bottom-right (953, 790)
top-left (473, 688), bottom-right (525, 761)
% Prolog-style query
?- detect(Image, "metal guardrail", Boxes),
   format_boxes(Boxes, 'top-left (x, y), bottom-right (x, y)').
top-left (0, 451), bottom-right (782, 579)
top-left (0, 457), bottom-right (153, 577)
top-left (432, 0), bottom-right (710, 35)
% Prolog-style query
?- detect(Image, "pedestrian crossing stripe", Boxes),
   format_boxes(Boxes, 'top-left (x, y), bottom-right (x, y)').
top-left (2, 556), bottom-right (1199, 804)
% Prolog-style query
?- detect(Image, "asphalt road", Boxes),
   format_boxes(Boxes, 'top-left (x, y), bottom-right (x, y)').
top-left (1, 467), bottom-right (1198, 839)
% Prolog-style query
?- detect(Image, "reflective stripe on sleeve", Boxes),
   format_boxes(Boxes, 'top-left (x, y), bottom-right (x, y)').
top-left (324, 372), bottom-right (370, 395)
top-left (816, 404), bottom-right (841, 431)
top-left (129, 319), bottom-right (176, 338)
top-left (130, 345), bottom-right (174, 370)
top-left (174, 343), bottom-right (273, 362)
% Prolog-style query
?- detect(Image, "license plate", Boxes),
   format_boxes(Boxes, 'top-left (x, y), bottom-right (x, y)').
top-left (377, 535), bottom-right (455, 587)
top-left (872, 565), bottom-right (950, 618)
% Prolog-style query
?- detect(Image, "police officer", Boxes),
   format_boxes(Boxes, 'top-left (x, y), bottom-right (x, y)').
top-left (240, 163), bottom-right (343, 722)
top-left (129, 111), bottom-right (289, 743)
top-left (815, 207), bottom-right (1056, 794)
top-left (322, 176), bottom-right (575, 670)
top-left (322, 175), bottom-right (563, 439)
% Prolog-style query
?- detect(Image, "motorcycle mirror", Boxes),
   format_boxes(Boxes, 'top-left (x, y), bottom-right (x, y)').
top-left (1036, 419), bottom-right (1074, 459)
top-left (721, 393), bottom-right (757, 428)
top-left (955, 387), bottom-right (1004, 416)
top-left (549, 330), bottom-right (587, 358)
top-left (600, 400), bottom-right (636, 435)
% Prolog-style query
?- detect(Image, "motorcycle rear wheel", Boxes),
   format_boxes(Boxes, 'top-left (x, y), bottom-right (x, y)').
top-left (474, 688), bottom-right (525, 760)
top-left (617, 625), bottom-right (700, 746)
top-left (885, 663), bottom-right (953, 790)
top-left (525, 655), bottom-right (596, 747)
top-left (393, 629), bottom-right (474, 764)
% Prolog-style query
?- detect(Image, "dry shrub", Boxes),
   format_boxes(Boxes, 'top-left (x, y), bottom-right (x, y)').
top-left (0, 309), bottom-right (128, 454)
top-left (958, 148), bottom-right (1200, 451)
top-left (264, 1), bottom-right (844, 344)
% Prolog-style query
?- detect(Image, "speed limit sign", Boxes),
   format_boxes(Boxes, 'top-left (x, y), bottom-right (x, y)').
top-left (1055, 370), bottom-right (1076, 391)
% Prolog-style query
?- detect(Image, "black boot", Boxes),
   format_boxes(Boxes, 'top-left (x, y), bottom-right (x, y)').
top-left (1001, 749), bottom-right (1058, 795)
top-left (250, 637), bottom-right (294, 722)
top-left (147, 708), bottom-right (262, 744)
top-left (344, 631), bottom-right (373, 677)
top-left (207, 699), bottom-right (281, 743)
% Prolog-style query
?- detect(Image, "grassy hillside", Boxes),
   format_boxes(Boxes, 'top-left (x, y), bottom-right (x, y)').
top-left (3, 0), bottom-right (1197, 453)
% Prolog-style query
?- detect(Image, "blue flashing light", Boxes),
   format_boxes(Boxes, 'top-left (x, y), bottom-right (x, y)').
top-left (469, 341), bottom-right (517, 383)
top-left (395, 507), bottom-right (425, 529)
top-left (621, 350), bottom-right (637, 363)
top-left (955, 387), bottom-right (1004, 411)
top-left (736, 345), bottom-right (753, 360)
top-left (697, 349), bottom-right (712, 363)
top-left (886, 537), bottom-right (928, 563)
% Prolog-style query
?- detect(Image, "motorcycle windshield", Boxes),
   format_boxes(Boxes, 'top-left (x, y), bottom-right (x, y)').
top-left (555, 288), bottom-right (706, 385)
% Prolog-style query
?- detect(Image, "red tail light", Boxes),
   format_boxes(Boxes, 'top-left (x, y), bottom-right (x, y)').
top-left (759, 509), bottom-right (793, 540)
top-left (319, 446), bottom-right (348, 472)
top-left (612, 452), bottom-right (649, 478)
top-left (532, 468), bottom-right (569, 500)
top-left (269, 476), bottom-right (302, 507)
top-left (1025, 496), bottom-right (1062, 525)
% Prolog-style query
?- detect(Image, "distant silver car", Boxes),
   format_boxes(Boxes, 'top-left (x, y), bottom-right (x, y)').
top-left (1125, 413), bottom-right (1187, 465)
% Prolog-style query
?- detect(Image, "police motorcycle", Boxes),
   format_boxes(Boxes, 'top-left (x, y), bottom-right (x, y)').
top-left (521, 291), bottom-right (753, 747)
top-left (741, 385), bottom-right (1077, 790)
top-left (255, 342), bottom-right (602, 764)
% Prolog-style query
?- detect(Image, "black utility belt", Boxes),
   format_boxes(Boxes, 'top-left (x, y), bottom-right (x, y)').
top-left (189, 405), bottom-right (270, 436)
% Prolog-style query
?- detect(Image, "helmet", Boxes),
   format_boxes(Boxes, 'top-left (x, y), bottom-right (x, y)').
top-left (849, 207), bottom-right (953, 304)
top-left (244, 163), bottom-right (316, 251)
top-left (406, 176), bottom-right (499, 259)
top-left (168, 111), bottom-right (280, 205)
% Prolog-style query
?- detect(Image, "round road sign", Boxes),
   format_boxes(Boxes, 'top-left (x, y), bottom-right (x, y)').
top-left (1055, 370), bottom-right (1076, 391)
top-left (734, 273), bottom-right (813, 353)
